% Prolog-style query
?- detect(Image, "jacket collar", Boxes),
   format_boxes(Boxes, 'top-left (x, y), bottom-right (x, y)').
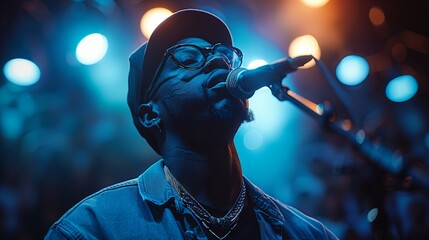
top-left (243, 177), bottom-right (285, 229)
top-left (138, 160), bottom-right (175, 206)
top-left (137, 159), bottom-right (285, 226)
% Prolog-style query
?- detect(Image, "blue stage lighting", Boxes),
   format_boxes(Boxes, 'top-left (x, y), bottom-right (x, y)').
top-left (3, 58), bottom-right (41, 86)
top-left (336, 55), bottom-right (369, 86)
top-left (76, 33), bottom-right (108, 65)
top-left (385, 75), bottom-right (418, 102)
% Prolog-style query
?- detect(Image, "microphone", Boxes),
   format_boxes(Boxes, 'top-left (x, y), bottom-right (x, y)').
top-left (226, 55), bottom-right (313, 99)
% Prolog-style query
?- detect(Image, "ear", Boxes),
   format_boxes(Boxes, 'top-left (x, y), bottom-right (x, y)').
top-left (138, 103), bottom-right (161, 131)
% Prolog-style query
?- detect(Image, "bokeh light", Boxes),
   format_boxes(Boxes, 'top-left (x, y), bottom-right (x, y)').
top-left (300, 0), bottom-right (329, 8)
top-left (367, 208), bottom-right (379, 222)
top-left (336, 55), bottom-right (370, 86)
top-left (243, 129), bottom-right (264, 150)
top-left (385, 75), bottom-right (418, 102)
top-left (288, 35), bottom-right (321, 69)
top-left (369, 6), bottom-right (385, 26)
top-left (76, 33), bottom-right (108, 65)
top-left (140, 7), bottom-right (173, 39)
top-left (3, 58), bottom-right (41, 86)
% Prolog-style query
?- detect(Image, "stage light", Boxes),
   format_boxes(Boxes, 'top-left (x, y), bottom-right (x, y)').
top-left (336, 55), bottom-right (369, 86)
top-left (288, 35), bottom-right (320, 69)
top-left (369, 6), bottom-right (385, 27)
top-left (385, 75), bottom-right (418, 102)
top-left (76, 33), bottom-right (108, 65)
top-left (140, 8), bottom-right (172, 39)
top-left (300, 0), bottom-right (329, 8)
top-left (247, 59), bottom-right (268, 70)
top-left (3, 58), bottom-right (41, 86)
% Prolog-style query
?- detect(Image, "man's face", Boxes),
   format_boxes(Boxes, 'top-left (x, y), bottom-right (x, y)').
top-left (152, 38), bottom-right (252, 138)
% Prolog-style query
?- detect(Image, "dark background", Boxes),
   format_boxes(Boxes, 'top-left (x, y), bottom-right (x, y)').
top-left (1, 0), bottom-right (428, 239)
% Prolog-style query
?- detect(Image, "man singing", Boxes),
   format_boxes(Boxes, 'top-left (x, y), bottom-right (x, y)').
top-left (46, 9), bottom-right (338, 239)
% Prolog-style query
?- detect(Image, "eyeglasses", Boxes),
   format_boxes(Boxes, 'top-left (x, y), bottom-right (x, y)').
top-left (166, 43), bottom-right (243, 70)
top-left (144, 43), bottom-right (243, 101)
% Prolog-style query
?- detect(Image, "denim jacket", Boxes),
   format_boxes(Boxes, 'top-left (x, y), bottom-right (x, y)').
top-left (45, 160), bottom-right (338, 240)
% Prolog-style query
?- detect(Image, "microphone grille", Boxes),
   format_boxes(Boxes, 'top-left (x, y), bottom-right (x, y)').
top-left (226, 68), bottom-right (252, 99)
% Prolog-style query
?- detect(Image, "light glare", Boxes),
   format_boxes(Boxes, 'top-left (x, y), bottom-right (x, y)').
top-left (288, 35), bottom-right (321, 69)
top-left (140, 8), bottom-right (173, 39)
top-left (247, 88), bottom-right (286, 137)
top-left (301, 0), bottom-right (329, 8)
top-left (247, 59), bottom-right (268, 70)
top-left (3, 58), bottom-right (41, 86)
top-left (76, 33), bottom-right (108, 65)
top-left (385, 75), bottom-right (418, 102)
top-left (336, 55), bottom-right (369, 86)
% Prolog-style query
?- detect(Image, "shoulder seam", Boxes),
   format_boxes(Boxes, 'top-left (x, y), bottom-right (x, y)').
top-left (57, 179), bottom-right (138, 221)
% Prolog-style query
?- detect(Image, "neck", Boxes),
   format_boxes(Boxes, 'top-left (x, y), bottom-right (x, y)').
top-left (162, 134), bottom-right (243, 210)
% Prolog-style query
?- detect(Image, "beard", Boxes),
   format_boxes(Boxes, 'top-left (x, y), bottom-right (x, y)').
top-left (161, 88), bottom-right (254, 131)
top-left (205, 90), bottom-right (254, 123)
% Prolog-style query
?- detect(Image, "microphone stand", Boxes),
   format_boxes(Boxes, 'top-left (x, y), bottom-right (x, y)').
top-left (270, 83), bottom-right (405, 174)
top-left (268, 82), bottom-right (429, 239)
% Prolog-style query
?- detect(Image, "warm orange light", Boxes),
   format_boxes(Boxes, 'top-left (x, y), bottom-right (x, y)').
top-left (341, 119), bottom-right (352, 131)
top-left (140, 8), bottom-right (173, 39)
top-left (287, 90), bottom-right (321, 116)
top-left (288, 35), bottom-right (321, 69)
top-left (301, 0), bottom-right (329, 8)
top-left (369, 7), bottom-right (385, 26)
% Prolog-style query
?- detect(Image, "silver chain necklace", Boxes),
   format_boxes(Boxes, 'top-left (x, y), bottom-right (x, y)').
top-left (164, 165), bottom-right (246, 239)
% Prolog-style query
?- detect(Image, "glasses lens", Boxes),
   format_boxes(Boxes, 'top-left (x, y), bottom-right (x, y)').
top-left (214, 45), bottom-right (242, 68)
top-left (172, 45), bottom-right (205, 69)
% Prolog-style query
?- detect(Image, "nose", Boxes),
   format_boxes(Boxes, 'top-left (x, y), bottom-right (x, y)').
top-left (203, 55), bottom-right (231, 74)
